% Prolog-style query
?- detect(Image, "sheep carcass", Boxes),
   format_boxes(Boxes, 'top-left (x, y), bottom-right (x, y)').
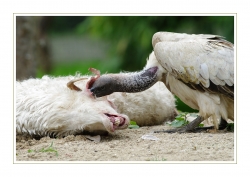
top-left (16, 71), bottom-right (176, 138)
top-left (89, 32), bottom-right (234, 133)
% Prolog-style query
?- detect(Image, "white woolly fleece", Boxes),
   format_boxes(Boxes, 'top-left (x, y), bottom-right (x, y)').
top-left (109, 81), bottom-right (176, 126)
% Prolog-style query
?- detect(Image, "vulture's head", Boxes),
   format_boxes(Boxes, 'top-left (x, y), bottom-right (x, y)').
top-left (89, 75), bottom-right (117, 97)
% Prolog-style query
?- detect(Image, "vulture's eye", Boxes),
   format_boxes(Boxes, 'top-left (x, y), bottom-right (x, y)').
top-left (99, 86), bottom-right (105, 91)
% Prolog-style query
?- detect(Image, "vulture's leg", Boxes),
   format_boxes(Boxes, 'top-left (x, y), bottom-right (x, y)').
top-left (218, 118), bottom-right (228, 130)
top-left (155, 117), bottom-right (229, 133)
top-left (154, 116), bottom-right (204, 133)
top-left (194, 118), bottom-right (228, 131)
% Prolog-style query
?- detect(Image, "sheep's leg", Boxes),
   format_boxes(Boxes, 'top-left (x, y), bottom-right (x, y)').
top-left (67, 77), bottom-right (88, 91)
top-left (154, 116), bottom-right (204, 133)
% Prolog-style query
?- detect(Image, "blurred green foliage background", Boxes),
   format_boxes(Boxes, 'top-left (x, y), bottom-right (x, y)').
top-left (35, 16), bottom-right (234, 112)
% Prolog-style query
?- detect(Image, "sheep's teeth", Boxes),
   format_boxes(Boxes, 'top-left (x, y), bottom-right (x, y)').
top-left (114, 118), bottom-right (120, 126)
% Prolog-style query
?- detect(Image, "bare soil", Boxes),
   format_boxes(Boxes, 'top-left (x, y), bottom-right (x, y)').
top-left (15, 124), bottom-right (234, 162)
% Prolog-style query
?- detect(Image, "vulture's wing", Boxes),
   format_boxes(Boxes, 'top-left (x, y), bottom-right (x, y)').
top-left (152, 32), bottom-right (234, 99)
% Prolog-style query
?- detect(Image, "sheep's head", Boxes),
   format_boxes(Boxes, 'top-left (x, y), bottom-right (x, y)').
top-left (66, 75), bottom-right (130, 134)
top-left (67, 68), bottom-right (116, 98)
top-left (80, 101), bottom-right (130, 134)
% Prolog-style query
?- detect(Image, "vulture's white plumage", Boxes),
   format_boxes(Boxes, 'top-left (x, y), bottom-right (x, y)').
top-left (89, 32), bottom-right (234, 132)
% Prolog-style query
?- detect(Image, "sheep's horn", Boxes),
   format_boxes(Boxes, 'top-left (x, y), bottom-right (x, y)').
top-left (67, 77), bottom-right (88, 91)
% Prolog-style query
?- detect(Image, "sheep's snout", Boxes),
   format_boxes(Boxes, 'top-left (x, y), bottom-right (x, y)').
top-left (104, 113), bottom-right (129, 131)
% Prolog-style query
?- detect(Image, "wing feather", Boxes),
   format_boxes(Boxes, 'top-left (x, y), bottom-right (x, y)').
top-left (153, 32), bottom-right (234, 99)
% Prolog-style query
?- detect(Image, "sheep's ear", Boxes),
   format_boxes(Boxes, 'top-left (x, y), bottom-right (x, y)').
top-left (67, 77), bottom-right (88, 91)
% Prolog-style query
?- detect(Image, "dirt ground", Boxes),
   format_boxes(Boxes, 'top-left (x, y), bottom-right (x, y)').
top-left (15, 124), bottom-right (234, 162)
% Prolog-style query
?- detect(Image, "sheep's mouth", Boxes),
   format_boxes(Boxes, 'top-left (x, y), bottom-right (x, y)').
top-left (104, 113), bottom-right (128, 131)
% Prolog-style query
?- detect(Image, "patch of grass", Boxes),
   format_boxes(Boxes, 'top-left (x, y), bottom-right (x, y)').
top-left (168, 112), bottom-right (189, 128)
top-left (129, 121), bottom-right (140, 129)
top-left (27, 149), bottom-right (34, 153)
top-left (27, 142), bottom-right (58, 156)
top-left (168, 112), bottom-right (204, 128)
top-left (40, 142), bottom-right (58, 156)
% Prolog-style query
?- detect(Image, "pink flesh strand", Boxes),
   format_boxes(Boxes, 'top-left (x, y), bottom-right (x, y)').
top-left (89, 68), bottom-right (101, 76)
top-left (86, 68), bottom-right (101, 90)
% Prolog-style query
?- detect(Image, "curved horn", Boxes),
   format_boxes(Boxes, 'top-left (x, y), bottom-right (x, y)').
top-left (67, 77), bottom-right (88, 91)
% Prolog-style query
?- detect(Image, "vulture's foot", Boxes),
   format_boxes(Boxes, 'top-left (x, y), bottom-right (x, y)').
top-left (193, 118), bottom-right (228, 131)
top-left (154, 116), bottom-right (204, 133)
top-left (154, 117), bottom-right (229, 133)
top-left (218, 118), bottom-right (228, 130)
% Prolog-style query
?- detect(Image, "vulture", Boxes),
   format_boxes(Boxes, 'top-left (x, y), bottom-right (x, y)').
top-left (89, 32), bottom-right (234, 133)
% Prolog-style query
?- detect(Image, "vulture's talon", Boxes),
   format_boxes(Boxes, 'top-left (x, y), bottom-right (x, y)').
top-left (155, 116), bottom-right (205, 133)
top-left (154, 126), bottom-right (212, 134)
top-left (154, 127), bottom-right (193, 134)
top-left (154, 116), bottom-right (229, 134)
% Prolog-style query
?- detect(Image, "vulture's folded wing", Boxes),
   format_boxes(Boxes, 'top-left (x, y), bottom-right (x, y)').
top-left (153, 32), bottom-right (234, 99)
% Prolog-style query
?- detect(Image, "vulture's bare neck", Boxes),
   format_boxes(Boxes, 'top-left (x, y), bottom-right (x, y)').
top-left (115, 67), bottom-right (159, 92)
top-left (89, 67), bottom-right (159, 97)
